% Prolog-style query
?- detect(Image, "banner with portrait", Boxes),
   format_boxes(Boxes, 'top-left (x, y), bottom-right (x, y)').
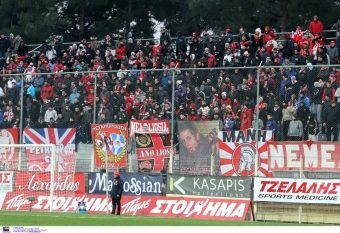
top-left (0, 129), bottom-right (19, 171)
top-left (177, 121), bottom-right (221, 176)
top-left (218, 129), bottom-right (274, 177)
top-left (91, 123), bottom-right (128, 169)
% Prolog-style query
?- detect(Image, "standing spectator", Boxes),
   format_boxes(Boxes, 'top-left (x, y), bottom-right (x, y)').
top-left (0, 34), bottom-right (10, 60)
top-left (44, 105), bottom-right (57, 122)
top-left (262, 26), bottom-right (277, 45)
top-left (309, 15), bottom-right (324, 36)
top-left (160, 28), bottom-right (171, 47)
top-left (17, 41), bottom-right (28, 57)
top-left (266, 113), bottom-right (277, 137)
top-left (287, 114), bottom-right (303, 141)
top-left (323, 100), bottom-right (340, 141)
top-left (40, 81), bottom-right (54, 100)
top-left (327, 41), bottom-right (339, 64)
top-left (237, 28), bottom-right (250, 44)
top-left (54, 36), bottom-right (63, 58)
top-left (281, 100), bottom-right (296, 141)
top-left (322, 80), bottom-right (336, 102)
top-left (110, 171), bottom-right (124, 215)
top-left (240, 102), bottom-right (252, 130)
top-left (252, 113), bottom-right (264, 130)
top-left (306, 113), bottom-right (319, 141)
top-left (33, 74), bottom-right (44, 101)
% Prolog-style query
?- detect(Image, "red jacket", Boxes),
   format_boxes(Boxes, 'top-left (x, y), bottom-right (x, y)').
top-left (116, 46), bottom-right (127, 60)
top-left (262, 31), bottom-right (277, 44)
top-left (309, 20), bottom-right (324, 35)
top-left (240, 108), bottom-right (252, 130)
top-left (208, 55), bottom-right (215, 68)
top-left (40, 84), bottom-right (54, 100)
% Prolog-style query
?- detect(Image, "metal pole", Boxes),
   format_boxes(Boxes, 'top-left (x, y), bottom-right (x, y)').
top-left (93, 67), bottom-right (100, 124)
top-left (129, 152), bottom-right (133, 172)
top-left (169, 69), bottom-right (175, 174)
top-left (106, 150), bottom-right (109, 215)
top-left (49, 144), bottom-right (56, 212)
top-left (18, 75), bottom-right (24, 171)
top-left (254, 67), bottom-right (260, 221)
top-left (210, 153), bottom-right (214, 176)
top-left (90, 150), bottom-right (94, 172)
top-left (299, 155), bottom-right (303, 224)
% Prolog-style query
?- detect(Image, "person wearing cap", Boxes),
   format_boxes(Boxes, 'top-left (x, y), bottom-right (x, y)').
top-left (288, 114), bottom-right (303, 141)
top-left (309, 15), bottom-right (324, 36)
top-left (323, 100), bottom-right (340, 141)
top-left (110, 171), bottom-right (124, 215)
top-left (327, 40), bottom-right (339, 64)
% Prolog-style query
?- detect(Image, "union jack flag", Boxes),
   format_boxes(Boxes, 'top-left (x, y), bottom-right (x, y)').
top-left (23, 128), bottom-right (76, 172)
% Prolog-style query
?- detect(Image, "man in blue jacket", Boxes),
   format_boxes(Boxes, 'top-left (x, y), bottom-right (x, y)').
top-left (266, 112), bottom-right (277, 139)
top-left (110, 171), bottom-right (124, 215)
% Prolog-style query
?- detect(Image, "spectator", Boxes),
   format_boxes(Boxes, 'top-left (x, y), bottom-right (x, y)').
top-left (287, 114), bottom-right (303, 141)
top-left (306, 113), bottom-right (319, 141)
top-left (309, 15), bottom-right (324, 36)
top-left (262, 26), bottom-right (277, 45)
top-left (322, 100), bottom-right (340, 141)
top-left (252, 113), bottom-right (264, 130)
top-left (44, 105), bottom-right (57, 122)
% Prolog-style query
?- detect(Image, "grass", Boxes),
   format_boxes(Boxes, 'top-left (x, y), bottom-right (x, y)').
top-left (0, 211), bottom-right (326, 226)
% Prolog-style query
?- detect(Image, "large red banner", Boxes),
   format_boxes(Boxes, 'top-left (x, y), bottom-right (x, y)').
top-left (268, 141), bottom-right (340, 171)
top-left (0, 129), bottom-right (19, 170)
top-left (0, 194), bottom-right (251, 220)
top-left (135, 133), bottom-right (171, 172)
top-left (23, 128), bottom-right (76, 172)
top-left (12, 171), bottom-right (85, 194)
top-left (91, 123), bottom-right (128, 169)
top-left (218, 129), bottom-right (274, 177)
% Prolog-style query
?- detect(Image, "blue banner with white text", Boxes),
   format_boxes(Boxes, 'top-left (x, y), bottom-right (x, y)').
top-left (87, 172), bottom-right (163, 196)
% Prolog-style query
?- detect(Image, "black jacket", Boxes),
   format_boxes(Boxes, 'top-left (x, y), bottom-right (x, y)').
top-left (110, 176), bottom-right (124, 199)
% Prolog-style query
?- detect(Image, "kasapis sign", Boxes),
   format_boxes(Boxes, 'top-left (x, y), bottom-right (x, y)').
top-left (166, 174), bottom-right (252, 199)
top-left (253, 177), bottom-right (340, 204)
top-left (129, 120), bottom-right (170, 135)
top-left (268, 141), bottom-right (340, 171)
top-left (88, 172), bottom-right (162, 196)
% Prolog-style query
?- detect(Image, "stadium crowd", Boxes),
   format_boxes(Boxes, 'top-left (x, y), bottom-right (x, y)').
top-left (0, 15), bottom-right (340, 142)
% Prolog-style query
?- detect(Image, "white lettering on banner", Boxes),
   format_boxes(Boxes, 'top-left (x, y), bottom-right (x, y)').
top-left (149, 199), bottom-right (245, 218)
top-left (89, 173), bottom-right (161, 195)
top-left (268, 143), bottom-right (339, 170)
top-left (286, 145), bottom-right (301, 168)
top-left (4, 194), bottom-right (112, 212)
top-left (130, 121), bottom-right (169, 134)
top-left (121, 197), bottom-right (150, 215)
top-left (321, 145), bottom-right (335, 168)
top-left (254, 178), bottom-right (340, 204)
top-left (5, 194), bottom-right (30, 210)
top-left (140, 148), bottom-right (171, 157)
top-left (193, 178), bottom-right (245, 192)
top-left (18, 174), bottom-right (80, 192)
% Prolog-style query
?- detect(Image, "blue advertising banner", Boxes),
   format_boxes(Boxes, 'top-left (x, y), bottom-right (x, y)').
top-left (88, 172), bottom-right (163, 196)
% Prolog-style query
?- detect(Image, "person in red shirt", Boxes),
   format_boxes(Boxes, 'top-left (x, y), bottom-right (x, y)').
top-left (292, 26), bottom-right (304, 43)
top-left (240, 102), bottom-right (252, 130)
top-left (262, 26), bottom-right (277, 45)
top-left (40, 81), bottom-right (54, 100)
top-left (309, 15), bottom-right (324, 36)
top-left (207, 52), bottom-right (215, 68)
top-left (116, 42), bottom-right (126, 60)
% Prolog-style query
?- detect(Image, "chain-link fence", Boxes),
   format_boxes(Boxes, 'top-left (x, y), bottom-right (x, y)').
top-left (1, 65), bottom-right (340, 178)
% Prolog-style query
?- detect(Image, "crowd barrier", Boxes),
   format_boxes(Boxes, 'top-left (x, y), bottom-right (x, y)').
top-left (2, 170), bottom-right (340, 223)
